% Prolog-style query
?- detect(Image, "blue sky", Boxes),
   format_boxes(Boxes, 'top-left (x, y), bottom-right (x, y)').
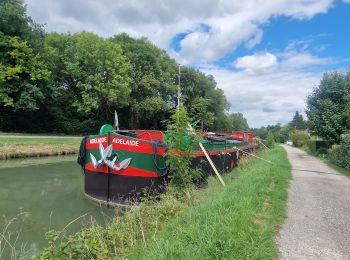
top-left (170, 1), bottom-right (350, 71)
top-left (26, 0), bottom-right (350, 127)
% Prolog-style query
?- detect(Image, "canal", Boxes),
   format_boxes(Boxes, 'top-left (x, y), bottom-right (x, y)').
top-left (0, 156), bottom-right (116, 258)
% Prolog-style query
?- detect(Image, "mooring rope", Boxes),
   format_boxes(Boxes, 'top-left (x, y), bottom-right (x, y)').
top-left (234, 147), bottom-right (274, 165)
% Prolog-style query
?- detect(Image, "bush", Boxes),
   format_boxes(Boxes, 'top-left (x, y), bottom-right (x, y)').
top-left (328, 134), bottom-right (350, 169)
top-left (165, 108), bottom-right (202, 189)
top-left (266, 131), bottom-right (275, 148)
top-left (290, 130), bottom-right (310, 147)
top-left (306, 140), bottom-right (330, 155)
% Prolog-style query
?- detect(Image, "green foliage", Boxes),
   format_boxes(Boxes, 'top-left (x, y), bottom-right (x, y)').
top-left (0, 5), bottom-right (244, 135)
top-left (0, 35), bottom-right (50, 110)
top-left (111, 34), bottom-right (177, 129)
top-left (37, 147), bottom-right (291, 260)
top-left (306, 140), bottom-right (330, 155)
top-left (252, 124), bottom-right (285, 142)
top-left (291, 110), bottom-right (306, 130)
top-left (306, 72), bottom-right (350, 143)
top-left (189, 97), bottom-right (214, 130)
top-left (0, 0), bottom-right (44, 47)
top-left (328, 133), bottom-right (350, 170)
top-left (275, 124), bottom-right (293, 143)
top-left (46, 32), bottom-right (131, 117)
top-left (175, 67), bottom-right (230, 131)
top-left (132, 147), bottom-right (291, 259)
top-left (290, 130), bottom-right (310, 147)
top-left (165, 108), bottom-right (202, 189)
top-left (228, 112), bottom-right (249, 131)
top-left (37, 188), bottom-right (198, 259)
top-left (266, 131), bottom-right (275, 148)
top-left (0, 0), bottom-right (49, 112)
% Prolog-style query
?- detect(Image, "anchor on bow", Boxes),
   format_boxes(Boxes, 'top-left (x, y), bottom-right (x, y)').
top-left (90, 140), bottom-right (132, 171)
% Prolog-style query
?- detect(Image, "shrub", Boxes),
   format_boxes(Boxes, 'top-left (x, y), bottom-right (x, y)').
top-left (266, 131), bottom-right (275, 148)
top-left (306, 140), bottom-right (330, 155)
top-left (165, 108), bottom-right (202, 189)
top-left (290, 130), bottom-right (310, 147)
top-left (328, 134), bottom-right (350, 169)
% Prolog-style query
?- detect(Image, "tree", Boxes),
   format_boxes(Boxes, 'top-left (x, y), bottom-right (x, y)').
top-left (0, 35), bottom-right (50, 110)
top-left (291, 111), bottom-right (305, 130)
top-left (189, 97), bottom-right (214, 130)
top-left (178, 67), bottom-right (230, 131)
top-left (111, 34), bottom-right (178, 129)
top-left (229, 113), bottom-right (249, 131)
top-left (0, 0), bottom-right (49, 111)
top-left (0, 0), bottom-right (44, 48)
top-left (306, 72), bottom-right (350, 143)
top-left (45, 32), bottom-right (131, 131)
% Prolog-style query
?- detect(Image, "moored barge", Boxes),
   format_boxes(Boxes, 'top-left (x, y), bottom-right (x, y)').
top-left (77, 125), bottom-right (258, 206)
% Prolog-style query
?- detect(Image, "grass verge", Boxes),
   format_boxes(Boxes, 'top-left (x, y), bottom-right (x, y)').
top-left (131, 146), bottom-right (291, 259)
top-left (0, 137), bottom-right (81, 159)
top-left (37, 146), bottom-right (291, 259)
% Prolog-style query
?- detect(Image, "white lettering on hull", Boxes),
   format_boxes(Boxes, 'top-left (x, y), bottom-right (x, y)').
top-left (89, 137), bottom-right (107, 144)
top-left (112, 137), bottom-right (139, 147)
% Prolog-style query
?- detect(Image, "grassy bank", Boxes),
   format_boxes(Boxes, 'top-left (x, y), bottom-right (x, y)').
top-left (38, 146), bottom-right (291, 259)
top-left (0, 137), bottom-right (81, 159)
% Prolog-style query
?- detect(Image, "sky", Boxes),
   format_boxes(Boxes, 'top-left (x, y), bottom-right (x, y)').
top-left (25, 0), bottom-right (350, 127)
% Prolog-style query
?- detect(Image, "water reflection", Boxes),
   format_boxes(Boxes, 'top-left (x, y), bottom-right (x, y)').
top-left (0, 156), bottom-right (116, 258)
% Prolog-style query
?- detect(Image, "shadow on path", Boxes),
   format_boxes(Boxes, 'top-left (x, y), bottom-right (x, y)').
top-left (292, 168), bottom-right (341, 176)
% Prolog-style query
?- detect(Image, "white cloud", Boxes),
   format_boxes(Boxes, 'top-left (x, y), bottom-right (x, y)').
top-left (201, 65), bottom-right (321, 127)
top-left (25, 0), bottom-right (334, 63)
top-left (281, 53), bottom-right (331, 69)
top-left (24, 0), bottom-right (340, 127)
top-left (279, 41), bottom-right (333, 70)
top-left (224, 41), bottom-right (335, 127)
top-left (245, 30), bottom-right (263, 49)
top-left (234, 52), bottom-right (277, 74)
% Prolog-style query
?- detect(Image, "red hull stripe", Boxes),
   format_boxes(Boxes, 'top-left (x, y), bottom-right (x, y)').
top-left (194, 144), bottom-right (256, 156)
top-left (85, 163), bottom-right (159, 178)
top-left (85, 136), bottom-right (165, 155)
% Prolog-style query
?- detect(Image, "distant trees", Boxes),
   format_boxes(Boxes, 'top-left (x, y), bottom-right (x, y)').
top-left (291, 111), bottom-right (306, 130)
top-left (306, 72), bottom-right (350, 143)
top-left (227, 113), bottom-right (249, 131)
top-left (1, 0), bottom-right (250, 134)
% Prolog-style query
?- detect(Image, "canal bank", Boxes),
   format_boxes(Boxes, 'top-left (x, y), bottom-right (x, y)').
top-left (0, 136), bottom-right (81, 159)
top-left (0, 156), bottom-right (116, 259)
top-left (38, 146), bottom-right (291, 259)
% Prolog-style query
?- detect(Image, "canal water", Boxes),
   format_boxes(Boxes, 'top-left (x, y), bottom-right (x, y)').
top-left (0, 156), bottom-right (116, 258)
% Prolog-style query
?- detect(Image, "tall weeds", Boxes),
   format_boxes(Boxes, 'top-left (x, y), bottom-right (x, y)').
top-left (165, 108), bottom-right (202, 189)
top-left (0, 212), bottom-right (31, 259)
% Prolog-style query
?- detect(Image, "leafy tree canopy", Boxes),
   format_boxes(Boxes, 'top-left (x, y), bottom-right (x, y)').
top-left (0, 0), bottom-right (49, 111)
top-left (306, 72), bottom-right (350, 143)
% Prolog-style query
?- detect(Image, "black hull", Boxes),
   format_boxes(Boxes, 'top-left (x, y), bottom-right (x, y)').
top-left (84, 147), bottom-right (255, 206)
top-left (84, 170), bottom-right (167, 206)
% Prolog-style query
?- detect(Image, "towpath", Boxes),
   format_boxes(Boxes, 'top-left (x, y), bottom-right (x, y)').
top-left (277, 145), bottom-right (350, 260)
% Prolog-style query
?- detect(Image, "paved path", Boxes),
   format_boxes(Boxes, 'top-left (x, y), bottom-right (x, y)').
top-left (277, 145), bottom-right (350, 260)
